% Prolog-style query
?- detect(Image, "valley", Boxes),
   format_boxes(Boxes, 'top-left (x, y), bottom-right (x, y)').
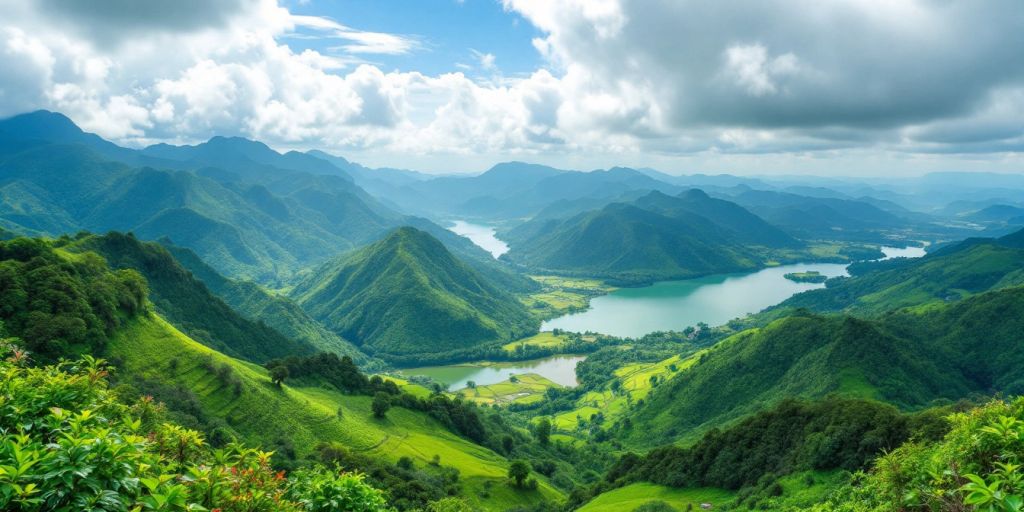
top-left (2, 108), bottom-right (1024, 512)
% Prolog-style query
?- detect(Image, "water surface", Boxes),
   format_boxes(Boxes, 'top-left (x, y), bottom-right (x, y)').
top-left (541, 262), bottom-right (850, 338)
top-left (404, 355), bottom-right (585, 391)
top-left (448, 220), bottom-right (509, 258)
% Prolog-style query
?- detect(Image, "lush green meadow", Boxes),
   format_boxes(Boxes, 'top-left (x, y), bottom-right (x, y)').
top-left (577, 483), bottom-right (734, 512)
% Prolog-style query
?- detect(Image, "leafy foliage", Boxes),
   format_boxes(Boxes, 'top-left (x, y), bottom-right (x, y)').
top-left (0, 341), bottom-right (390, 511)
top-left (0, 237), bottom-right (147, 361)
top-left (813, 398), bottom-right (1024, 512)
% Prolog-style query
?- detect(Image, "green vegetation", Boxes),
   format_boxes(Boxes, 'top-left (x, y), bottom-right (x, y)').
top-left (773, 233), bottom-right (1024, 317)
top-left (0, 341), bottom-right (391, 512)
top-left (629, 285), bottom-right (1024, 447)
top-left (292, 227), bottom-right (538, 362)
top-left (521, 275), bottom-right (616, 320)
top-left (63, 231), bottom-right (317, 362)
top-left (576, 483), bottom-right (734, 512)
top-left (458, 374), bottom-right (562, 406)
top-left (0, 236), bottom-right (147, 362)
top-left (504, 190), bottom-right (806, 285)
top-left (783, 270), bottom-right (828, 283)
top-left (815, 397), bottom-right (1024, 511)
top-left (161, 241), bottom-right (368, 363)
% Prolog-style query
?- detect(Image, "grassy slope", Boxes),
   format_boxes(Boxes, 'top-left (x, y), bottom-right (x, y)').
top-left (161, 242), bottom-right (365, 361)
top-left (63, 232), bottom-right (316, 363)
top-left (630, 284), bottom-right (1024, 447)
top-left (459, 374), bottom-right (562, 406)
top-left (109, 314), bottom-right (563, 510)
top-left (576, 483), bottom-right (734, 512)
top-left (549, 350), bottom-right (705, 433)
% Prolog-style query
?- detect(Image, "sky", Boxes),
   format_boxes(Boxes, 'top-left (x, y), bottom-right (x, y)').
top-left (0, 0), bottom-right (1022, 176)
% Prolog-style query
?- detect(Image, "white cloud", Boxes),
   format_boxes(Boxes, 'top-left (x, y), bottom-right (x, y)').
top-left (0, 0), bottom-right (1021, 174)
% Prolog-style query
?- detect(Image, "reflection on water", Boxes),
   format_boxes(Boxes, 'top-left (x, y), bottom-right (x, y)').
top-left (448, 220), bottom-right (509, 258)
top-left (404, 355), bottom-right (585, 391)
top-left (541, 246), bottom-right (926, 338)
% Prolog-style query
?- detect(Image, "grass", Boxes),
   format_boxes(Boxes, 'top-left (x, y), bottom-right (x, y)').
top-left (501, 331), bottom-right (573, 353)
top-left (577, 483), bottom-right (734, 512)
top-left (108, 314), bottom-right (563, 510)
top-left (521, 275), bottom-right (616, 320)
top-left (546, 350), bottom-right (706, 434)
top-left (457, 373), bottom-right (561, 406)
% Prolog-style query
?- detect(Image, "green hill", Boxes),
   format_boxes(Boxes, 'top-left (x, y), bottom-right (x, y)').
top-left (0, 234), bottom-right (564, 510)
top-left (628, 285), bottom-right (1024, 447)
top-left (62, 231), bottom-right (318, 362)
top-left (503, 190), bottom-right (803, 285)
top-left (770, 228), bottom-right (1024, 317)
top-left (292, 227), bottom-right (538, 363)
top-left (157, 240), bottom-right (368, 363)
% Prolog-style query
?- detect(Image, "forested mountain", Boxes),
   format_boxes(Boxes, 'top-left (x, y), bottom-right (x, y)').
top-left (629, 285), bottom-right (1024, 447)
top-left (502, 190), bottom-right (804, 285)
top-left (292, 227), bottom-right (538, 362)
top-left (159, 241), bottom-right (368, 363)
top-left (0, 111), bottom-right (528, 287)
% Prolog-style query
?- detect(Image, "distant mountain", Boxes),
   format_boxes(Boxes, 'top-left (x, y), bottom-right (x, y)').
top-left (502, 190), bottom-right (802, 285)
top-left (0, 111), bottom-right (497, 286)
top-left (723, 189), bottom-right (913, 242)
top-left (963, 204), bottom-right (1024, 223)
top-left (291, 227), bottom-right (538, 362)
top-left (362, 162), bottom-right (687, 219)
top-left (65, 232), bottom-right (317, 362)
top-left (630, 285), bottom-right (1024, 446)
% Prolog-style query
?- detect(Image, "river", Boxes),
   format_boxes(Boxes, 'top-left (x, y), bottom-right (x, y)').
top-left (448, 220), bottom-right (509, 258)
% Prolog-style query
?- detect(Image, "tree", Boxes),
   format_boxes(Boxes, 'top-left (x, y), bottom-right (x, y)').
top-left (509, 460), bottom-right (531, 487)
top-left (270, 365), bottom-right (289, 387)
top-left (535, 417), bottom-right (552, 446)
top-left (466, 380), bottom-right (476, 389)
top-left (502, 435), bottom-right (515, 454)
top-left (372, 392), bottom-right (391, 419)
top-left (509, 375), bottom-right (519, 384)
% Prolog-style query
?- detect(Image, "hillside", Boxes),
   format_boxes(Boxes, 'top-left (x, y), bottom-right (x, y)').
top-left (503, 190), bottom-right (803, 285)
top-left (628, 285), bottom-right (1024, 447)
top-left (770, 228), bottom-right (1024, 316)
top-left (159, 240), bottom-right (367, 363)
top-left (0, 233), bottom-right (565, 510)
top-left (292, 227), bottom-right (538, 362)
top-left (62, 232), bottom-right (319, 362)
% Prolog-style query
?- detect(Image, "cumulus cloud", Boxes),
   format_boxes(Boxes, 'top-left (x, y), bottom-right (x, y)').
top-left (0, 0), bottom-right (1021, 173)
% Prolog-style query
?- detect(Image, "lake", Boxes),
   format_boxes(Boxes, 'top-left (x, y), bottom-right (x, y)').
top-left (403, 355), bottom-right (585, 391)
top-left (540, 246), bottom-right (925, 338)
top-left (449, 220), bottom-right (509, 258)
